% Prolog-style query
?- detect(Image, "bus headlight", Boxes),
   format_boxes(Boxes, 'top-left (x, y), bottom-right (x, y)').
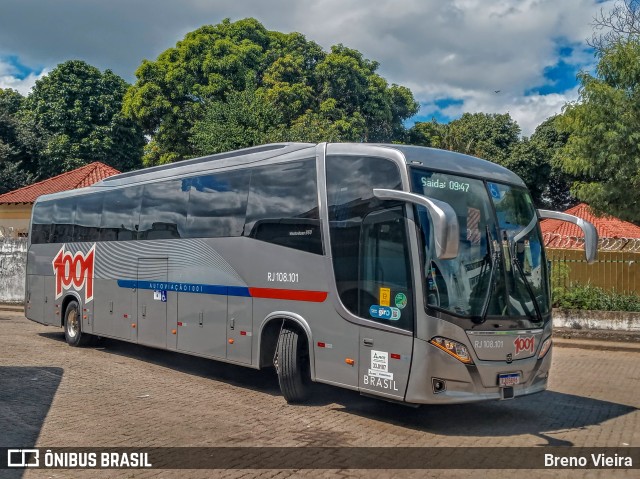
top-left (429, 337), bottom-right (474, 364)
top-left (538, 337), bottom-right (552, 359)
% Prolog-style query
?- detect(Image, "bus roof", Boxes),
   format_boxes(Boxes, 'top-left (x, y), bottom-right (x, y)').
top-left (38, 142), bottom-right (526, 202)
top-left (380, 144), bottom-right (526, 187)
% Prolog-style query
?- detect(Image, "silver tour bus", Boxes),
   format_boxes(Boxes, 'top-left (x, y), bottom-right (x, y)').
top-left (25, 143), bottom-right (597, 404)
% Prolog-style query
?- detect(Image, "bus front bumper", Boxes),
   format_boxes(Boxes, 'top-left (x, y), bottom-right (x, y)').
top-left (404, 337), bottom-right (552, 405)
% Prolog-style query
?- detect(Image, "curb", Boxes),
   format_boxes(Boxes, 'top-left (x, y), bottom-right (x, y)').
top-left (553, 338), bottom-right (640, 353)
top-left (0, 305), bottom-right (24, 313)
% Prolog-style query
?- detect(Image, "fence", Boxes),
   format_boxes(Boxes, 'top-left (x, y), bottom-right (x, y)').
top-left (0, 237), bottom-right (27, 303)
top-left (546, 247), bottom-right (640, 294)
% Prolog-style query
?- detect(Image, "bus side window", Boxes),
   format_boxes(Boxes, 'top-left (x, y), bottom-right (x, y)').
top-left (244, 159), bottom-right (322, 255)
top-left (139, 180), bottom-right (188, 240)
top-left (31, 200), bottom-right (54, 244)
top-left (74, 192), bottom-right (104, 243)
top-left (184, 169), bottom-right (249, 238)
top-left (50, 197), bottom-right (76, 244)
top-left (326, 155), bottom-right (412, 330)
top-left (359, 207), bottom-right (414, 330)
top-left (100, 187), bottom-right (143, 241)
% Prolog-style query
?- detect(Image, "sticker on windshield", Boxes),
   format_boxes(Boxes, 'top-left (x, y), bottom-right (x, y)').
top-left (379, 287), bottom-right (391, 307)
top-left (394, 293), bottom-right (407, 309)
top-left (488, 182), bottom-right (501, 199)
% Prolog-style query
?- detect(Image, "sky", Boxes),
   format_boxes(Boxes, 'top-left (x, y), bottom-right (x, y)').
top-left (0, 0), bottom-right (615, 136)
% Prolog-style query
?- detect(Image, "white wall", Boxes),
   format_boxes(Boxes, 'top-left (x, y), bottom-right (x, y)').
top-left (0, 238), bottom-right (27, 303)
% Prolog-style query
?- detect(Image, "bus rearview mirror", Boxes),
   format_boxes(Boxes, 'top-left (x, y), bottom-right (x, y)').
top-left (538, 209), bottom-right (598, 264)
top-left (373, 189), bottom-right (459, 259)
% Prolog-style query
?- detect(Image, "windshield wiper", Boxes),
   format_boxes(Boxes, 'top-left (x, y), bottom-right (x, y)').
top-left (509, 236), bottom-right (543, 323)
top-left (476, 226), bottom-right (499, 324)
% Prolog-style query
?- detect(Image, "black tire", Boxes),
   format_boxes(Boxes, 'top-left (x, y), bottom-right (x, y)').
top-left (64, 300), bottom-right (93, 347)
top-left (275, 325), bottom-right (311, 403)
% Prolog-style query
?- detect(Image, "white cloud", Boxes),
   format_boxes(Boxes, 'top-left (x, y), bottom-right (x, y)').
top-left (431, 86), bottom-right (581, 136)
top-left (0, 59), bottom-right (46, 95)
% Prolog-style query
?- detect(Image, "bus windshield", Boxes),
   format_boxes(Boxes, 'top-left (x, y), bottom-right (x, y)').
top-left (410, 168), bottom-right (550, 321)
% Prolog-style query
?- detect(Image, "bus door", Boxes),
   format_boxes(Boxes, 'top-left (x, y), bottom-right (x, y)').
top-left (357, 207), bottom-right (414, 400)
top-left (136, 258), bottom-right (168, 348)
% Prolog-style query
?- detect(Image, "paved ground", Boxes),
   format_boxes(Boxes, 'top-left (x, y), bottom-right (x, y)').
top-left (1, 310), bottom-right (638, 479)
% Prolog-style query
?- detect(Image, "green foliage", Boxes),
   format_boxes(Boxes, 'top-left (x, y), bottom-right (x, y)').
top-left (407, 119), bottom-right (448, 148)
top-left (446, 112), bottom-right (521, 164)
top-left (528, 116), bottom-right (575, 210)
top-left (124, 18), bottom-right (419, 165)
top-left (408, 113), bottom-right (521, 163)
top-left (553, 283), bottom-right (640, 311)
top-left (190, 85), bottom-right (283, 155)
top-left (503, 138), bottom-right (549, 206)
top-left (557, 40), bottom-right (640, 224)
top-left (24, 60), bottom-right (144, 178)
top-left (0, 88), bottom-right (32, 193)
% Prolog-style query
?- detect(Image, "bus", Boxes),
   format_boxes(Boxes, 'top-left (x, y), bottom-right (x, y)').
top-left (25, 142), bottom-right (597, 404)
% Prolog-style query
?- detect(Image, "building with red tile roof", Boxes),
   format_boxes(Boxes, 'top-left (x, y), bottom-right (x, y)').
top-left (0, 162), bottom-right (120, 238)
top-left (540, 203), bottom-right (640, 250)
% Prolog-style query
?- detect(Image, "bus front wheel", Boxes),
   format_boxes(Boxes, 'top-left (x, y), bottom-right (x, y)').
top-left (64, 300), bottom-right (93, 347)
top-left (275, 325), bottom-right (311, 403)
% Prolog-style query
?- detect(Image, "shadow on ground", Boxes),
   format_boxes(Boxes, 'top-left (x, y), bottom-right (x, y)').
top-left (0, 366), bottom-right (63, 479)
top-left (38, 331), bottom-right (638, 446)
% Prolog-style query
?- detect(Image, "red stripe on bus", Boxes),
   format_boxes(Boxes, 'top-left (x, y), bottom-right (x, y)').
top-left (248, 287), bottom-right (328, 302)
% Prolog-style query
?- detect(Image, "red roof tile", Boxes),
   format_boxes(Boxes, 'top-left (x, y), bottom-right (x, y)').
top-left (0, 162), bottom-right (120, 204)
top-left (540, 203), bottom-right (640, 248)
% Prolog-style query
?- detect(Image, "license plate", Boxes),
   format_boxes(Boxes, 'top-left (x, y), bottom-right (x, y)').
top-left (498, 373), bottom-right (520, 387)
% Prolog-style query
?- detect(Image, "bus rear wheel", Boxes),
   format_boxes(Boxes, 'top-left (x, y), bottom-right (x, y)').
top-left (275, 325), bottom-right (311, 403)
top-left (64, 300), bottom-right (93, 347)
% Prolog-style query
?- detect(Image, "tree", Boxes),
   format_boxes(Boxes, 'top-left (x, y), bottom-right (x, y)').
top-left (528, 115), bottom-right (575, 210)
top-left (0, 88), bottom-right (32, 193)
top-left (124, 18), bottom-right (418, 165)
top-left (407, 119), bottom-right (448, 148)
top-left (590, 0), bottom-right (640, 52)
top-left (446, 113), bottom-right (521, 164)
top-left (24, 60), bottom-right (144, 179)
top-left (190, 84), bottom-right (283, 155)
top-left (557, 39), bottom-right (640, 224)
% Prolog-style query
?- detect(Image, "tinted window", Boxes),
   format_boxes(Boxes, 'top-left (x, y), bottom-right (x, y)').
top-left (31, 200), bottom-right (54, 244)
top-left (326, 155), bottom-right (412, 328)
top-left (74, 192), bottom-right (104, 243)
top-left (244, 159), bottom-right (321, 254)
top-left (139, 180), bottom-right (188, 240)
top-left (100, 187), bottom-right (142, 241)
top-left (359, 207), bottom-right (414, 330)
top-left (50, 197), bottom-right (76, 243)
top-left (184, 170), bottom-right (249, 238)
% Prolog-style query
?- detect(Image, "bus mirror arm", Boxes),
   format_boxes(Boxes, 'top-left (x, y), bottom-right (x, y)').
top-left (538, 209), bottom-right (598, 264)
top-left (373, 189), bottom-right (459, 259)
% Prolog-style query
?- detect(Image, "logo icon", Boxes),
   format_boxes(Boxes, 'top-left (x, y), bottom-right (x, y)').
top-left (513, 336), bottom-right (535, 356)
top-left (369, 305), bottom-right (392, 320)
top-left (394, 292), bottom-right (407, 309)
top-left (52, 244), bottom-right (96, 303)
top-left (488, 182), bottom-right (501, 199)
top-left (7, 449), bottom-right (39, 467)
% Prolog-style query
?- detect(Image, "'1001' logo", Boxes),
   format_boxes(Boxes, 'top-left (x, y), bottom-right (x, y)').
top-left (513, 336), bottom-right (535, 356)
top-left (52, 245), bottom-right (95, 303)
